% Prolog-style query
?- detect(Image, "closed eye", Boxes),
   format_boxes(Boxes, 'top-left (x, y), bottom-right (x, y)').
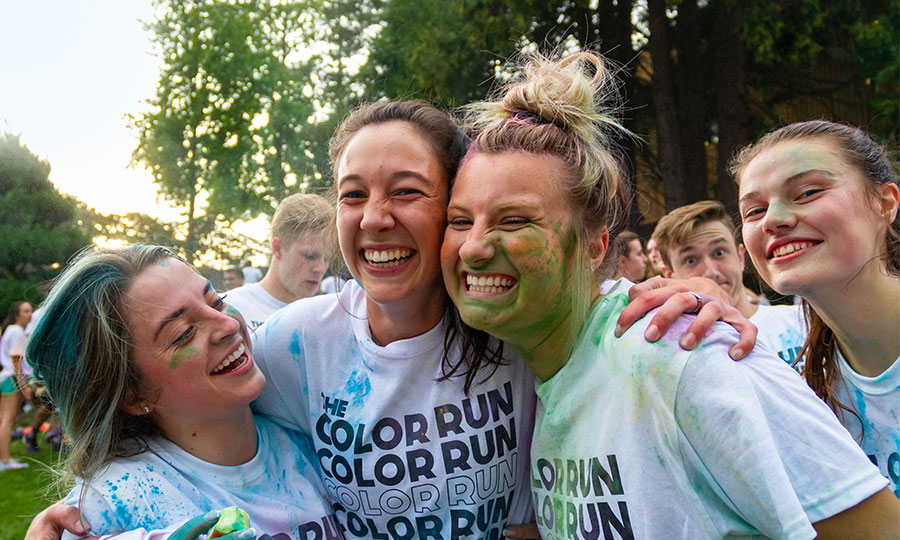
top-left (173, 326), bottom-right (194, 346)
top-left (339, 190), bottom-right (367, 200)
top-left (447, 217), bottom-right (472, 228)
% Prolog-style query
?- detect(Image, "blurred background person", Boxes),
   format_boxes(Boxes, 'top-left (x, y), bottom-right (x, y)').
top-left (222, 267), bottom-right (244, 291)
top-left (613, 230), bottom-right (648, 282)
top-left (1, 300), bottom-right (32, 470)
top-left (226, 193), bottom-right (334, 332)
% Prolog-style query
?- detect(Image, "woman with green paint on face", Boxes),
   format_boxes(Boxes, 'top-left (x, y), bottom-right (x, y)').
top-left (25, 245), bottom-right (340, 540)
top-left (441, 50), bottom-right (900, 539)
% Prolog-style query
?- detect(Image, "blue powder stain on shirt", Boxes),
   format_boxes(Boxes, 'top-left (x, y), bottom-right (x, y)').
top-left (854, 388), bottom-right (871, 428)
top-left (290, 330), bottom-right (303, 360)
top-left (344, 369), bottom-right (371, 407)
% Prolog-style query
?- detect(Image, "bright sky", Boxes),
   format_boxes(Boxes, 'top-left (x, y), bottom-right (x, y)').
top-left (1, 0), bottom-right (181, 221)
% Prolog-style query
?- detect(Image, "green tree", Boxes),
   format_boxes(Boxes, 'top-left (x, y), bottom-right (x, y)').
top-left (0, 133), bottom-right (92, 309)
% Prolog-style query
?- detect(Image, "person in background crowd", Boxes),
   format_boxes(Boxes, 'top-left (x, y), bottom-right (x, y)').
top-left (226, 193), bottom-right (334, 332)
top-left (222, 268), bottom-right (244, 291)
top-left (645, 237), bottom-right (667, 277)
top-left (241, 265), bottom-right (262, 284)
top-left (613, 229), bottom-right (647, 282)
top-left (652, 199), bottom-right (806, 368)
top-left (0, 300), bottom-right (32, 470)
top-left (733, 120), bottom-right (900, 498)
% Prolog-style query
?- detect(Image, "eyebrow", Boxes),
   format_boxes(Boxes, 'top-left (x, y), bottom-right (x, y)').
top-left (153, 282), bottom-right (211, 341)
top-left (338, 170), bottom-right (435, 188)
top-left (738, 169), bottom-right (835, 206)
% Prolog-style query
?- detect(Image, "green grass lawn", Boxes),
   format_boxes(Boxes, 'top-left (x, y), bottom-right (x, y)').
top-left (0, 423), bottom-right (67, 539)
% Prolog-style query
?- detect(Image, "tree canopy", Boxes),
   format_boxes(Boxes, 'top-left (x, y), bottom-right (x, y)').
top-left (132, 0), bottom-right (897, 248)
top-left (0, 133), bottom-right (92, 309)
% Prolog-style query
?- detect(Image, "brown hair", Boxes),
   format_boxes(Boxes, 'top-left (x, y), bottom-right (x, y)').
top-left (328, 101), bottom-right (500, 393)
top-left (614, 229), bottom-right (643, 258)
top-left (446, 50), bottom-right (633, 386)
top-left (730, 120), bottom-right (900, 417)
top-left (651, 200), bottom-right (738, 270)
top-left (329, 100), bottom-right (470, 189)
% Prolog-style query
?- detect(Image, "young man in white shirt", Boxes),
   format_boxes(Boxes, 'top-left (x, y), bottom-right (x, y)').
top-left (652, 200), bottom-right (806, 369)
top-left (227, 193), bottom-right (335, 332)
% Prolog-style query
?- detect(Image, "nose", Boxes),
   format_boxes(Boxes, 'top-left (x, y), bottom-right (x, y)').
top-left (313, 256), bottom-right (329, 277)
top-left (211, 306), bottom-right (241, 343)
top-left (762, 200), bottom-right (797, 233)
top-left (457, 227), bottom-right (496, 266)
top-left (699, 257), bottom-right (720, 280)
top-left (359, 197), bottom-right (395, 233)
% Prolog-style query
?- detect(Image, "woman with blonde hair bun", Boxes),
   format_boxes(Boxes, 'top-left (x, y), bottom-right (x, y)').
top-left (442, 49), bottom-right (899, 539)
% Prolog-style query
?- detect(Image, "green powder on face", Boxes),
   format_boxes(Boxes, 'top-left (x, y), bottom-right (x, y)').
top-left (170, 346), bottom-right (198, 369)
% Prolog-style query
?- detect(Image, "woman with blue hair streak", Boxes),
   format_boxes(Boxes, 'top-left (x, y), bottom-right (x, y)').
top-left (26, 245), bottom-right (340, 540)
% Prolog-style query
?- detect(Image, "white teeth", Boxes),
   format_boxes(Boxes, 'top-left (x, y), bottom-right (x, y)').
top-left (772, 241), bottom-right (814, 258)
top-left (465, 274), bottom-right (515, 293)
top-left (212, 343), bottom-right (245, 374)
top-left (364, 248), bottom-right (412, 267)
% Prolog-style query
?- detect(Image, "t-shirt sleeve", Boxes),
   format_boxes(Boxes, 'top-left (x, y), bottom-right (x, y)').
top-left (250, 308), bottom-right (311, 434)
top-left (674, 336), bottom-right (887, 539)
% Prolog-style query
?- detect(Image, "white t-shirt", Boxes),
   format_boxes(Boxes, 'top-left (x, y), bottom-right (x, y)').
top-left (226, 282), bottom-right (287, 334)
top-left (242, 266), bottom-right (263, 284)
top-left (833, 348), bottom-right (900, 498)
top-left (252, 280), bottom-right (536, 539)
top-left (0, 324), bottom-right (25, 381)
top-left (531, 279), bottom-right (887, 540)
top-left (750, 304), bottom-right (807, 371)
top-left (22, 306), bottom-right (43, 378)
top-left (62, 417), bottom-right (338, 540)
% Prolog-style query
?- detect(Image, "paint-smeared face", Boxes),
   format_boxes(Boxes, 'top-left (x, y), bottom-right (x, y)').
top-left (274, 231), bottom-right (331, 301)
top-left (739, 138), bottom-right (888, 297)
top-left (335, 121), bottom-right (449, 310)
top-left (124, 259), bottom-right (264, 434)
top-left (442, 151), bottom-right (578, 345)
top-left (666, 221), bottom-right (746, 305)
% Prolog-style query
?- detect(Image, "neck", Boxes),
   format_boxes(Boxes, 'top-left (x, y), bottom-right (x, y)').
top-left (734, 291), bottom-right (758, 319)
top-left (258, 267), bottom-right (298, 304)
top-left (805, 267), bottom-right (900, 377)
top-left (158, 407), bottom-right (258, 466)
top-left (366, 280), bottom-right (447, 346)
top-left (512, 286), bottom-right (599, 383)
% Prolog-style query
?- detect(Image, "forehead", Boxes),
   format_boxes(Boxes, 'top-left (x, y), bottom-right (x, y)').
top-left (283, 231), bottom-right (327, 251)
top-left (451, 151), bottom-right (569, 209)
top-left (125, 259), bottom-right (204, 321)
top-left (336, 121), bottom-right (447, 187)
top-left (739, 138), bottom-right (850, 195)
top-left (682, 221), bottom-right (737, 249)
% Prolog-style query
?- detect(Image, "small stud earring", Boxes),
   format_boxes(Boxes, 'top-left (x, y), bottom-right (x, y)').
top-left (590, 263), bottom-right (597, 272)
top-left (142, 404), bottom-right (151, 414)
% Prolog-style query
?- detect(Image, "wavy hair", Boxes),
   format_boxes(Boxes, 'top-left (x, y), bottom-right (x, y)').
top-left (26, 245), bottom-right (176, 504)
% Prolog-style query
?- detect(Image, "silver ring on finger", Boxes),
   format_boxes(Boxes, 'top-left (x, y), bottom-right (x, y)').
top-left (687, 291), bottom-right (703, 315)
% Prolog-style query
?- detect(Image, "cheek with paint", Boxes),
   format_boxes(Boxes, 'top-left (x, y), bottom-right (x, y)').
top-left (169, 347), bottom-right (198, 369)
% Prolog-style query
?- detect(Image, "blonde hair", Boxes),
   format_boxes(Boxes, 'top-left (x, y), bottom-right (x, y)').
top-left (651, 200), bottom-right (738, 270)
top-left (448, 50), bottom-right (633, 379)
top-left (271, 193), bottom-right (335, 245)
top-left (467, 50), bottom-right (631, 332)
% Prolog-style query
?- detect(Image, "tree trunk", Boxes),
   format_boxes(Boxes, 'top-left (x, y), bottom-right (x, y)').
top-left (647, 0), bottom-right (689, 211)
top-left (714, 0), bottom-right (747, 219)
top-left (674, 0), bottom-right (708, 202)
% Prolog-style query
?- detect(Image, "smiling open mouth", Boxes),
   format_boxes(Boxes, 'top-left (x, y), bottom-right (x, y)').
top-left (363, 248), bottom-right (413, 268)
top-left (211, 343), bottom-right (247, 375)
top-left (768, 241), bottom-right (820, 259)
top-left (465, 273), bottom-right (517, 293)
